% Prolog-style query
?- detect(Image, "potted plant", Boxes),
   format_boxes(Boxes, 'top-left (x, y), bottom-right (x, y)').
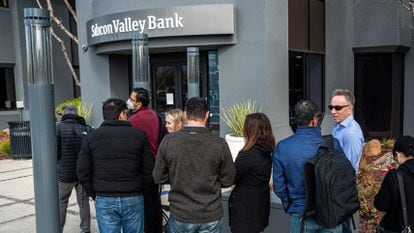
top-left (221, 99), bottom-right (259, 161)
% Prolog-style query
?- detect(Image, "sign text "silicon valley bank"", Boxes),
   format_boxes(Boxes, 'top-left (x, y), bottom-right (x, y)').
top-left (91, 13), bottom-right (184, 38)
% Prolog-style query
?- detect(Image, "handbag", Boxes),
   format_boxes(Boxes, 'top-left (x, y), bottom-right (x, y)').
top-left (377, 171), bottom-right (412, 233)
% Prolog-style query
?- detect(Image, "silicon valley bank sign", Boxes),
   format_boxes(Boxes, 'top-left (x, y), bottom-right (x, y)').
top-left (86, 4), bottom-right (234, 46)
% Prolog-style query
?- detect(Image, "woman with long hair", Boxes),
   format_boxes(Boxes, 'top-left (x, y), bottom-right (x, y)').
top-left (165, 109), bottom-right (185, 133)
top-left (374, 135), bottom-right (414, 232)
top-left (228, 112), bottom-right (275, 233)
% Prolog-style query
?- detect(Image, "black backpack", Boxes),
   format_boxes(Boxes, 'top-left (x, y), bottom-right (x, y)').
top-left (302, 135), bottom-right (360, 229)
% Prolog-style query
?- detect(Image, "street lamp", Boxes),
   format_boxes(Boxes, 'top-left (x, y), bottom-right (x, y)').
top-left (24, 8), bottom-right (60, 233)
top-left (187, 47), bottom-right (200, 98)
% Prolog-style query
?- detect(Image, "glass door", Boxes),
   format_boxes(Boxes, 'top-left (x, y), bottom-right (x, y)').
top-left (152, 62), bottom-right (187, 115)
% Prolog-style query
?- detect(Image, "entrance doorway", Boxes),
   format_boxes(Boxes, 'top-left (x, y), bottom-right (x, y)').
top-left (128, 51), bottom-right (220, 131)
top-left (149, 52), bottom-right (206, 114)
top-left (289, 51), bottom-right (324, 131)
top-left (354, 47), bottom-right (406, 139)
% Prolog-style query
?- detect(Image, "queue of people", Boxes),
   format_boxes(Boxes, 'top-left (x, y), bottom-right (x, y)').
top-left (54, 88), bottom-right (414, 233)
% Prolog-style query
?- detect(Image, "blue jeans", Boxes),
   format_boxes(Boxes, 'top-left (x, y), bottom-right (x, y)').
top-left (95, 195), bottom-right (144, 233)
top-left (168, 214), bottom-right (223, 233)
top-left (290, 214), bottom-right (342, 233)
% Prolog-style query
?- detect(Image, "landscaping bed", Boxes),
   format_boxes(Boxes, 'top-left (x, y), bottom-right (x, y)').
top-left (358, 140), bottom-right (396, 232)
top-left (0, 130), bottom-right (11, 159)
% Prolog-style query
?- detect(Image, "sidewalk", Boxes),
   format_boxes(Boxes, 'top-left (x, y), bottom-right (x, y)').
top-left (0, 159), bottom-right (98, 233)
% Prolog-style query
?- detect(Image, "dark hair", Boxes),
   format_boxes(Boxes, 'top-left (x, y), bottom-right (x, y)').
top-left (132, 87), bottom-right (150, 107)
top-left (102, 98), bottom-right (127, 120)
top-left (332, 89), bottom-right (355, 107)
top-left (294, 100), bottom-right (320, 126)
top-left (392, 135), bottom-right (414, 158)
top-left (242, 113), bottom-right (275, 151)
top-left (185, 97), bottom-right (208, 120)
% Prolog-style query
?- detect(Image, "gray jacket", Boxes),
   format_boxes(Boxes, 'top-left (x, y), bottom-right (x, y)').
top-left (153, 126), bottom-right (235, 223)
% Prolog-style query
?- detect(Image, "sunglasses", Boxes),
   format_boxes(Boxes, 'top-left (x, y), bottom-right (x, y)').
top-left (328, 104), bottom-right (349, 111)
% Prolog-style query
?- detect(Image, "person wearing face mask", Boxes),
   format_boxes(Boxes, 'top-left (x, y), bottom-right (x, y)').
top-left (374, 135), bottom-right (414, 232)
top-left (128, 88), bottom-right (163, 233)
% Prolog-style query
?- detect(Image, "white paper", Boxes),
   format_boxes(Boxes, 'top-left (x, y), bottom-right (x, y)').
top-left (5, 101), bottom-right (11, 108)
top-left (166, 93), bottom-right (174, 105)
top-left (16, 101), bottom-right (24, 109)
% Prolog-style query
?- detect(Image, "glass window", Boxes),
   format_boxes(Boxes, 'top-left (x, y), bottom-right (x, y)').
top-left (1, 0), bottom-right (9, 8)
top-left (208, 51), bottom-right (219, 126)
top-left (0, 66), bottom-right (16, 110)
top-left (355, 52), bottom-right (403, 139)
top-left (289, 52), bottom-right (324, 132)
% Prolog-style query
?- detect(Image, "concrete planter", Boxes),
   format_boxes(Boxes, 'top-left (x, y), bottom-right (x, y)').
top-left (225, 134), bottom-right (245, 161)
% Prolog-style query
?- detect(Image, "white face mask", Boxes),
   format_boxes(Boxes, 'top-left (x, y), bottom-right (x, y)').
top-left (126, 99), bottom-right (135, 110)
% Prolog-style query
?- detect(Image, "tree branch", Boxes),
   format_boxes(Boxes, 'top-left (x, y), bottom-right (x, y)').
top-left (36, 0), bottom-right (81, 86)
top-left (64, 0), bottom-right (77, 23)
top-left (52, 29), bottom-right (81, 86)
top-left (46, 0), bottom-right (79, 45)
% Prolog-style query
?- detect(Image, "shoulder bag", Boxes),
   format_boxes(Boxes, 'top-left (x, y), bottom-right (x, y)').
top-left (377, 171), bottom-right (412, 233)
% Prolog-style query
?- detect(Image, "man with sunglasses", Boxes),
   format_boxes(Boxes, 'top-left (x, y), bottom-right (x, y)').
top-left (330, 89), bottom-right (364, 233)
top-left (329, 89), bottom-right (364, 171)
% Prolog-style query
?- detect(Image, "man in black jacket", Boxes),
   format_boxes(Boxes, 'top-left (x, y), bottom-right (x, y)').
top-left (56, 105), bottom-right (91, 233)
top-left (77, 98), bottom-right (154, 233)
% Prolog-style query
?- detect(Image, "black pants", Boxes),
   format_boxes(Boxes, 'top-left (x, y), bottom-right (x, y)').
top-left (144, 180), bottom-right (163, 233)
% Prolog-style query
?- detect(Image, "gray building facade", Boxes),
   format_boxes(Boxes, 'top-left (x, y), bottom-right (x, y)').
top-left (1, 0), bottom-right (414, 140)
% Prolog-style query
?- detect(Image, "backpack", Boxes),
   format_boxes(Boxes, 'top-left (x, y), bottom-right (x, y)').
top-left (302, 135), bottom-right (360, 229)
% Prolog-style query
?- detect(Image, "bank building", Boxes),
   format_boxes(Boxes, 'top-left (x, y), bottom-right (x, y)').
top-left (1, 0), bottom-right (414, 143)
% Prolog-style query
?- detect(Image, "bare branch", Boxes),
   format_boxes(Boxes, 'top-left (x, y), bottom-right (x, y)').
top-left (51, 29), bottom-right (81, 86)
top-left (396, 0), bottom-right (414, 15)
top-left (35, 0), bottom-right (80, 86)
top-left (64, 0), bottom-right (77, 23)
top-left (46, 0), bottom-right (79, 45)
top-left (36, 0), bottom-right (43, 9)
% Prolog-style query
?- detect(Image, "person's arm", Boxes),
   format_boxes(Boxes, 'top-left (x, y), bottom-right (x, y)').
top-left (141, 136), bottom-right (155, 189)
top-left (153, 138), bottom-right (169, 184)
top-left (374, 170), bottom-right (395, 212)
top-left (342, 131), bottom-right (364, 170)
top-left (76, 136), bottom-right (95, 199)
top-left (273, 144), bottom-right (290, 213)
top-left (218, 141), bottom-right (236, 188)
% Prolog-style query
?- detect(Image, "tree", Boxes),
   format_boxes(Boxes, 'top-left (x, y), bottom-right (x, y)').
top-left (35, 0), bottom-right (80, 86)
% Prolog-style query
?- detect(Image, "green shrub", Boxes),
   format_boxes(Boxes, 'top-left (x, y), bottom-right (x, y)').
top-left (56, 97), bottom-right (93, 122)
top-left (0, 140), bottom-right (11, 157)
top-left (221, 99), bottom-right (259, 137)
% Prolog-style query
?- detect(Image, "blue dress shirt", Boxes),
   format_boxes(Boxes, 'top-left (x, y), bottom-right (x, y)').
top-left (332, 115), bottom-right (364, 171)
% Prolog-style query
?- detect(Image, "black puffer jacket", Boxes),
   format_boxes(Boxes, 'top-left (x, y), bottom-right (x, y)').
top-left (374, 159), bottom-right (414, 232)
top-left (56, 114), bottom-right (91, 183)
top-left (77, 120), bottom-right (154, 199)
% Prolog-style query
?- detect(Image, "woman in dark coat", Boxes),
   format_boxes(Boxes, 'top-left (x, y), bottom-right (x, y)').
top-left (229, 113), bottom-right (275, 233)
top-left (374, 135), bottom-right (414, 232)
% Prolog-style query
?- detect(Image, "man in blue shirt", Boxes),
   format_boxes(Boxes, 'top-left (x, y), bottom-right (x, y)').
top-left (273, 100), bottom-right (342, 233)
top-left (330, 89), bottom-right (364, 171)
top-left (330, 89), bottom-right (364, 233)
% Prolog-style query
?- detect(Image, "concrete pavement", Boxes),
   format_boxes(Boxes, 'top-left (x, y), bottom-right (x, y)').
top-left (0, 159), bottom-right (98, 233)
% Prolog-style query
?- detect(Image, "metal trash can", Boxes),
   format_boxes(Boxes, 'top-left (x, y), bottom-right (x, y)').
top-left (7, 121), bottom-right (32, 159)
